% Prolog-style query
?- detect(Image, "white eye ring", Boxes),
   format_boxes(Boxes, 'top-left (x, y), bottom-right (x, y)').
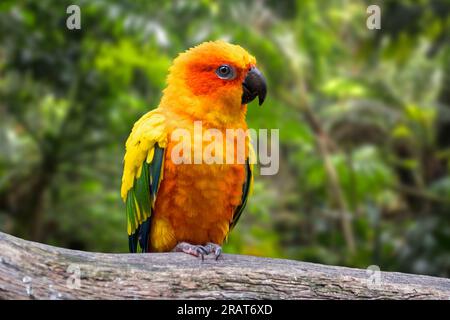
top-left (215, 65), bottom-right (235, 80)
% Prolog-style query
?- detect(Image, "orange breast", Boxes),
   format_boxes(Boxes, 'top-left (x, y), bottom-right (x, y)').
top-left (149, 134), bottom-right (247, 252)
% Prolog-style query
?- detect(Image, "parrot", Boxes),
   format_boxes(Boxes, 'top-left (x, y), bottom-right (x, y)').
top-left (120, 40), bottom-right (267, 259)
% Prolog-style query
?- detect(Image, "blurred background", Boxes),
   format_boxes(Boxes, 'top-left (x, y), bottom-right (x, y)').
top-left (0, 0), bottom-right (449, 277)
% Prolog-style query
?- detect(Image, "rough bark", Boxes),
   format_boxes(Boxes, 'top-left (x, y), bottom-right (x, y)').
top-left (0, 232), bottom-right (449, 300)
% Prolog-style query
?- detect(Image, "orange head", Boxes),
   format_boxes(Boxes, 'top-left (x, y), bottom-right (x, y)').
top-left (160, 41), bottom-right (266, 125)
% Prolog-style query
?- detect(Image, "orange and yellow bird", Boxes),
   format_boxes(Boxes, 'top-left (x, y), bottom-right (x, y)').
top-left (121, 41), bottom-right (267, 259)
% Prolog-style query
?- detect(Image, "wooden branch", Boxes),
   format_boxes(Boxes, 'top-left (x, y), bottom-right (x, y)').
top-left (0, 232), bottom-right (449, 300)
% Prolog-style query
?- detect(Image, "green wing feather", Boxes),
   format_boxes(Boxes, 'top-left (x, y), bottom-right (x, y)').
top-left (126, 145), bottom-right (164, 253)
top-left (121, 109), bottom-right (167, 253)
top-left (229, 159), bottom-right (253, 232)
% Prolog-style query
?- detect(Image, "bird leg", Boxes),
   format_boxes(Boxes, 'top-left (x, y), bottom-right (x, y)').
top-left (204, 242), bottom-right (222, 260)
top-left (172, 242), bottom-right (222, 260)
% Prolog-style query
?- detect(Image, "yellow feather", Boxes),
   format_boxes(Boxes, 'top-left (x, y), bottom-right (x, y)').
top-left (127, 217), bottom-right (132, 235)
top-left (136, 164), bottom-right (143, 179)
top-left (146, 148), bottom-right (155, 163)
top-left (134, 197), bottom-right (142, 223)
top-left (120, 109), bottom-right (168, 201)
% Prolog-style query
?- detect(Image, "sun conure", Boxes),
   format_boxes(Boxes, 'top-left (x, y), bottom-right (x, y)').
top-left (121, 40), bottom-right (267, 259)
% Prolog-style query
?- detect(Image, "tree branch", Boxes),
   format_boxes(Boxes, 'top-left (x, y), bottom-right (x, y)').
top-left (0, 231), bottom-right (449, 299)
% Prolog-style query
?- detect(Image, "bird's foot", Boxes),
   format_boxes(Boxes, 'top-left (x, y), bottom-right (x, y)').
top-left (204, 242), bottom-right (222, 260)
top-left (172, 242), bottom-right (208, 260)
top-left (172, 242), bottom-right (222, 260)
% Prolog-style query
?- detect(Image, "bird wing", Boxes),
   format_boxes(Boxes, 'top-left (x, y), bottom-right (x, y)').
top-left (121, 109), bottom-right (167, 253)
top-left (229, 141), bottom-right (255, 232)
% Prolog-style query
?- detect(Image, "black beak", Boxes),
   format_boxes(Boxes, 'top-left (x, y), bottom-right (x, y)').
top-left (242, 67), bottom-right (267, 106)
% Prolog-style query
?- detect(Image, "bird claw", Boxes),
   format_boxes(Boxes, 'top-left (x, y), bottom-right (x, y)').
top-left (172, 242), bottom-right (222, 261)
top-left (214, 247), bottom-right (222, 260)
top-left (204, 242), bottom-right (223, 260)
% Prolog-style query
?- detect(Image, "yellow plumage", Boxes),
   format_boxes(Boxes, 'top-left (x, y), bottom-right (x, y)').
top-left (121, 110), bottom-right (167, 201)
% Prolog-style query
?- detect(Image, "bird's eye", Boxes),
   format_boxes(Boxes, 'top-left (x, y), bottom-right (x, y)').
top-left (215, 65), bottom-right (235, 80)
